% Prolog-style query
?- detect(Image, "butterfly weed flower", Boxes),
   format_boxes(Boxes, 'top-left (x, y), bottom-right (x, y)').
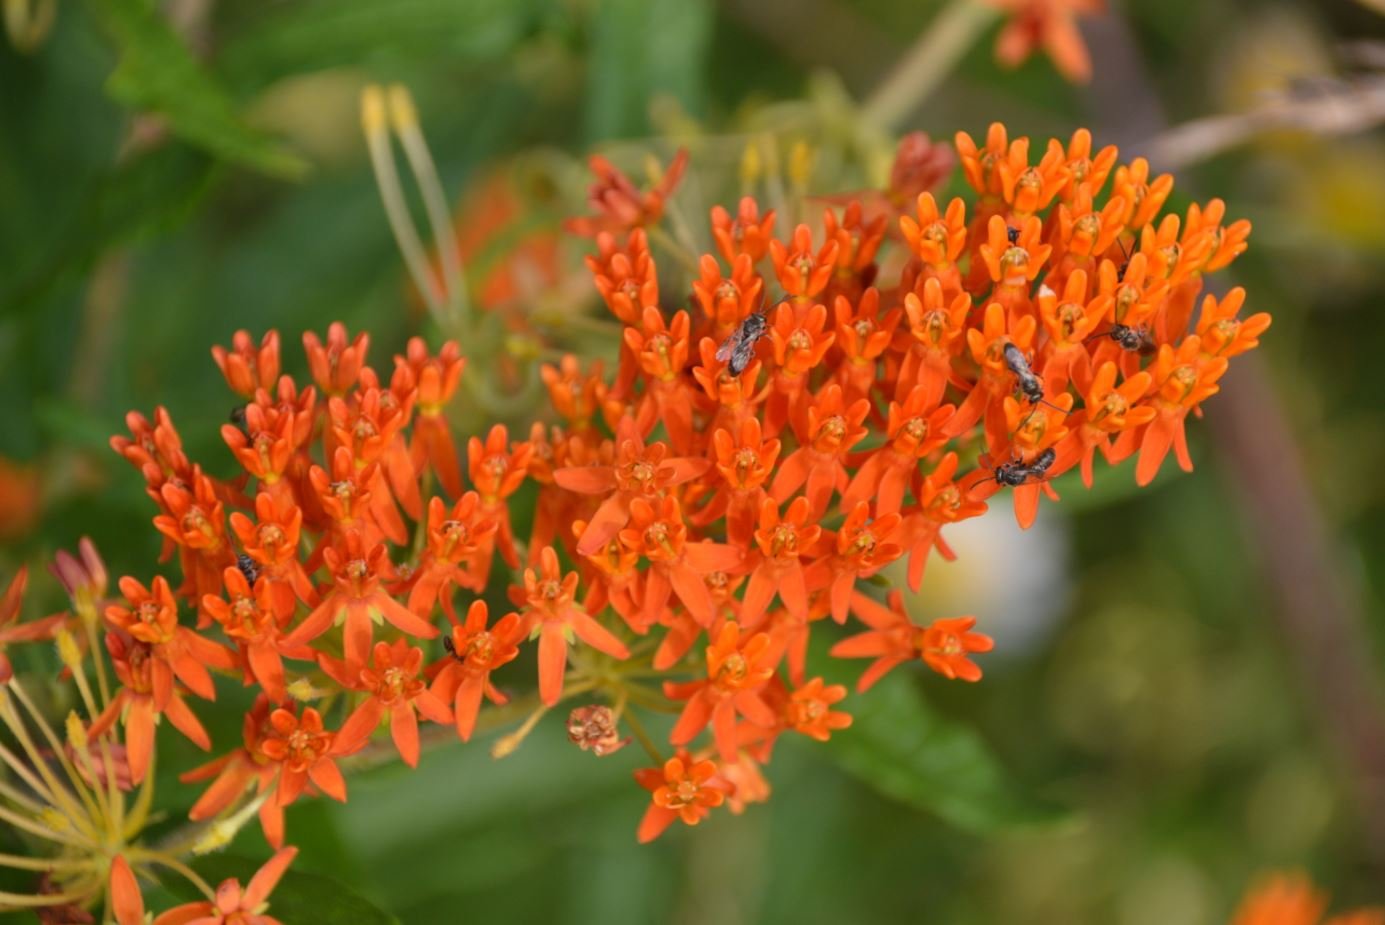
top-left (64, 121), bottom-right (1265, 855)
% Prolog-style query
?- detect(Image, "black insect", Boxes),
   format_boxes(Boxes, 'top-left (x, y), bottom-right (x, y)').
top-left (442, 635), bottom-right (463, 661)
top-left (978, 447), bottom-right (1057, 489)
top-left (1086, 322), bottom-right (1156, 355)
top-left (1006, 225), bottom-right (1020, 245)
top-left (235, 553), bottom-right (260, 585)
top-left (229, 404), bottom-right (250, 436)
top-left (716, 310), bottom-right (769, 375)
top-left (1002, 343), bottom-right (1070, 418)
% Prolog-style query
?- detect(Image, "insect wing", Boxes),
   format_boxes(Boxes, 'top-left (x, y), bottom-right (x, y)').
top-left (715, 333), bottom-right (738, 364)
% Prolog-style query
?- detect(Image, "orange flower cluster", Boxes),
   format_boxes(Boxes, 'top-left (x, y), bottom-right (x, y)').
top-left (1230, 871), bottom-right (1385, 925)
top-left (92, 123), bottom-right (1264, 847)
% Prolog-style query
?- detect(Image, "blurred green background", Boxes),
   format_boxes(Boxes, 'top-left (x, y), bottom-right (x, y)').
top-left (3, 0), bottom-right (1385, 922)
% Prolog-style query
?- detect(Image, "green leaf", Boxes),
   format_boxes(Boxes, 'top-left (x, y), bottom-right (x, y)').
top-left (216, 0), bottom-right (539, 89)
top-left (584, 0), bottom-right (712, 141)
top-left (170, 854), bottom-right (399, 925)
top-left (89, 0), bottom-right (308, 179)
top-left (0, 144), bottom-right (217, 318)
top-left (823, 670), bottom-right (1072, 833)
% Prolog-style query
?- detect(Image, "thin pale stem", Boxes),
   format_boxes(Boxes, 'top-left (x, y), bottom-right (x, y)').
top-left (620, 706), bottom-right (664, 764)
top-left (0, 802), bottom-right (86, 847)
top-left (361, 85), bottom-right (446, 315)
top-left (389, 84), bottom-right (469, 334)
top-left (862, 0), bottom-right (999, 130)
top-left (0, 852), bottom-right (88, 872)
top-left (0, 692), bottom-right (96, 832)
top-left (6, 682), bottom-right (101, 825)
top-left (133, 850), bottom-right (216, 901)
top-left (0, 885), bottom-right (90, 908)
top-left (82, 614), bottom-right (112, 708)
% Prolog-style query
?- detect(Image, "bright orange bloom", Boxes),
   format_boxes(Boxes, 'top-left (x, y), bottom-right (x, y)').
top-left (1133, 335), bottom-right (1228, 486)
top-left (396, 336), bottom-right (466, 497)
top-left (785, 677), bottom-right (853, 741)
top-left (832, 289), bottom-right (900, 400)
top-left (902, 453), bottom-right (989, 590)
top-left (228, 492), bottom-right (318, 619)
top-left (666, 621), bottom-right (779, 761)
top-left (741, 496), bottom-right (823, 626)
top-left (566, 149), bottom-right (688, 237)
top-left (212, 329), bottom-right (281, 399)
top-left (693, 252), bottom-right (764, 341)
top-left (711, 196), bottom-right (776, 263)
top-left (900, 193), bottom-right (968, 273)
top-left (202, 566), bottom-right (297, 703)
top-left (258, 704), bottom-right (348, 807)
top-left (622, 306), bottom-right (697, 449)
top-left (587, 229), bottom-right (658, 326)
top-left (831, 591), bottom-right (993, 689)
top-left (91, 631), bottom-right (213, 783)
top-left (769, 223), bottom-right (839, 301)
top-left (284, 533), bottom-right (437, 666)
top-left (1194, 287), bottom-right (1272, 359)
top-left (841, 385), bottom-right (954, 515)
top-left (520, 547), bottom-right (630, 705)
top-left (406, 492), bottom-right (498, 616)
top-left (1229, 871), bottom-right (1385, 925)
top-left (303, 322), bottom-right (369, 396)
top-left (805, 502), bottom-right (904, 623)
top-left (152, 846), bottom-right (297, 925)
top-left (109, 855), bottom-right (144, 925)
top-left (989, 0), bottom-right (1104, 83)
top-left (1112, 157), bottom-right (1174, 230)
top-left (699, 417), bottom-right (780, 547)
top-left (618, 496), bottom-right (741, 626)
top-left (105, 575), bottom-right (234, 705)
top-left (0, 567), bottom-right (63, 683)
top-left (182, 696), bottom-right (285, 846)
top-left (322, 640), bottom-right (452, 767)
top-left (897, 278), bottom-right (972, 407)
top-left (467, 423), bottom-right (533, 570)
top-left (769, 384), bottom-right (870, 516)
top-left (633, 749), bottom-right (729, 843)
top-left (431, 600), bottom-right (523, 741)
top-left (555, 419), bottom-right (710, 556)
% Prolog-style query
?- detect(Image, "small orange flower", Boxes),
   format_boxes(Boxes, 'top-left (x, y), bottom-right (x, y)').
top-left (989, 0), bottom-right (1104, 84)
top-left (0, 567), bottom-right (63, 683)
top-left (258, 704), bottom-right (348, 807)
top-left (633, 749), bottom-right (728, 843)
top-left (711, 196), bottom-right (776, 263)
top-left (432, 600), bottom-right (524, 741)
top-left (785, 677), bottom-right (852, 741)
top-left (396, 337), bottom-right (466, 497)
top-left (666, 621), bottom-right (779, 761)
top-left (303, 322), bottom-right (370, 396)
top-left (520, 546), bottom-right (630, 705)
top-left (153, 846), bottom-right (298, 925)
top-left (555, 419), bottom-right (710, 556)
top-left (920, 615), bottom-right (994, 682)
top-left (618, 495), bottom-right (741, 627)
top-left (741, 496), bottom-right (823, 626)
top-left (322, 639), bottom-right (452, 767)
top-left (283, 532), bottom-right (438, 666)
top-left (202, 565), bottom-right (296, 703)
top-left (769, 223), bottom-right (839, 301)
top-left (804, 502), bottom-right (904, 623)
top-left (567, 149), bottom-right (688, 237)
top-left (587, 229), bottom-right (658, 325)
top-left (212, 329), bottom-right (281, 399)
top-left (831, 590), bottom-right (993, 688)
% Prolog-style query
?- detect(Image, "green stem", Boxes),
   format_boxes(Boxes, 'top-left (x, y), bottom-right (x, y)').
top-left (862, 0), bottom-right (999, 130)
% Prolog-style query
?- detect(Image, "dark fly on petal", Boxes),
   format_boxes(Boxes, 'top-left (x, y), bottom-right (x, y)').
top-left (717, 311), bottom-right (769, 376)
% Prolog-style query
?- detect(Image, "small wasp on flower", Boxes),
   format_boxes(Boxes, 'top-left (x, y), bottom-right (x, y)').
top-left (972, 447), bottom-right (1057, 493)
top-left (715, 309), bottom-right (770, 375)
